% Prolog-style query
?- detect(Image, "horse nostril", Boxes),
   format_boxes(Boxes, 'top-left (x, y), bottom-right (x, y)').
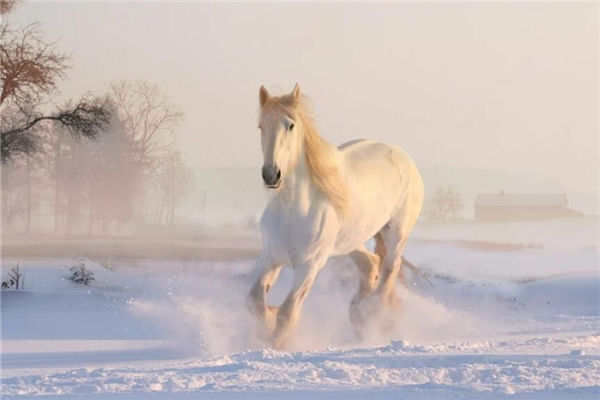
top-left (276, 170), bottom-right (281, 180)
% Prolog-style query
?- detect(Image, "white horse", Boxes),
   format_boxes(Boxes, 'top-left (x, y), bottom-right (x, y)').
top-left (248, 84), bottom-right (424, 348)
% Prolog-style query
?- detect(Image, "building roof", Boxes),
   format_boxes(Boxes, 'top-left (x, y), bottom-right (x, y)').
top-left (475, 193), bottom-right (567, 207)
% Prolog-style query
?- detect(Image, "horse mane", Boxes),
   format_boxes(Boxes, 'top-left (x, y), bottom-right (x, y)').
top-left (261, 94), bottom-right (349, 217)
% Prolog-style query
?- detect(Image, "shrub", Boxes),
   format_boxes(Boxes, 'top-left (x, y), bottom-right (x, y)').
top-left (1, 262), bottom-right (23, 289)
top-left (69, 261), bottom-right (95, 285)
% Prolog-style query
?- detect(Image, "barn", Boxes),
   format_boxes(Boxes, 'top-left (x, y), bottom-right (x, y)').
top-left (474, 192), bottom-right (583, 222)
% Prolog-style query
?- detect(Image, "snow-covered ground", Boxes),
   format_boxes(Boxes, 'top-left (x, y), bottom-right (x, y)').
top-left (1, 218), bottom-right (599, 399)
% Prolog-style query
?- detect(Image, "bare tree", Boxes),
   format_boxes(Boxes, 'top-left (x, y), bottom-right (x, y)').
top-left (108, 80), bottom-right (183, 225)
top-left (1, 96), bottom-right (111, 162)
top-left (0, 13), bottom-right (111, 162)
top-left (2, 262), bottom-right (23, 289)
top-left (426, 185), bottom-right (464, 221)
top-left (0, 22), bottom-right (68, 106)
top-left (108, 80), bottom-right (183, 171)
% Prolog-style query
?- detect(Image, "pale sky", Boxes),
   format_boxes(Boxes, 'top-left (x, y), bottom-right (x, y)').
top-left (7, 2), bottom-right (599, 204)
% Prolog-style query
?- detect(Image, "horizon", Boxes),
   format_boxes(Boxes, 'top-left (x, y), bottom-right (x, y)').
top-left (6, 2), bottom-right (597, 211)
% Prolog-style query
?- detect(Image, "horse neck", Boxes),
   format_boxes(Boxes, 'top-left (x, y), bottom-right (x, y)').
top-left (278, 129), bottom-right (340, 208)
top-left (279, 147), bottom-right (312, 203)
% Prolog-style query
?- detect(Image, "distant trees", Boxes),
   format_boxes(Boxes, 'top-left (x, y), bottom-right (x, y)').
top-left (425, 185), bottom-right (464, 221)
top-left (155, 150), bottom-right (192, 226)
top-left (108, 80), bottom-right (183, 172)
top-left (108, 80), bottom-right (186, 225)
top-left (0, 2), bottom-right (191, 235)
top-left (1, 81), bottom-right (191, 235)
top-left (82, 105), bottom-right (137, 234)
top-left (1, 152), bottom-right (27, 231)
top-left (41, 103), bottom-right (138, 235)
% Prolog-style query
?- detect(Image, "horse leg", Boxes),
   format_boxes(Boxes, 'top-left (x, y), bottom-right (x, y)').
top-left (270, 262), bottom-right (320, 349)
top-left (348, 244), bottom-right (381, 338)
top-left (374, 193), bottom-right (422, 333)
top-left (247, 252), bottom-right (282, 336)
top-left (376, 228), bottom-right (408, 310)
top-left (374, 232), bottom-right (387, 266)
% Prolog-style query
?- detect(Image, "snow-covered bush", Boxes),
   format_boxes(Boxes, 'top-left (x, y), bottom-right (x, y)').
top-left (2, 263), bottom-right (23, 289)
top-left (70, 261), bottom-right (95, 285)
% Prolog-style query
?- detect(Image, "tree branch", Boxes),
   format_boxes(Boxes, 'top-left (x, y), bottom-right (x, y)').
top-left (1, 97), bottom-right (111, 162)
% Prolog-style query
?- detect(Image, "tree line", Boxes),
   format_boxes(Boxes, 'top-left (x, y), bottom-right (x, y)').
top-left (1, 1), bottom-right (192, 235)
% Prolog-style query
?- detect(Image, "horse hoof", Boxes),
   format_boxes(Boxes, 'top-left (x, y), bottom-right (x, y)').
top-left (270, 333), bottom-right (289, 350)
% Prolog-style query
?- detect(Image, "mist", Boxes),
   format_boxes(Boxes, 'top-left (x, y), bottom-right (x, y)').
top-left (4, 1), bottom-right (598, 229)
top-left (2, 2), bottom-right (599, 397)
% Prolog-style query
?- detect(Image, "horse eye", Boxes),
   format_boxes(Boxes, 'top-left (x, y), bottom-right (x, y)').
top-left (288, 122), bottom-right (295, 131)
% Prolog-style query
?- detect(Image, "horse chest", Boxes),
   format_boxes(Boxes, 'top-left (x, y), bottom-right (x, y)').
top-left (261, 200), bottom-right (337, 266)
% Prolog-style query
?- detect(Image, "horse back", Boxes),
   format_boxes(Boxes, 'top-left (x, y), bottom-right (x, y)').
top-left (338, 139), bottom-right (418, 181)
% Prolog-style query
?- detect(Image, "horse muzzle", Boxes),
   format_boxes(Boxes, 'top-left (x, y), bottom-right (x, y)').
top-left (262, 165), bottom-right (281, 189)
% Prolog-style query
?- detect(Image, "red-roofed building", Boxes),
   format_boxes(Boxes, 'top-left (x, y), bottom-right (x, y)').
top-left (474, 192), bottom-right (583, 222)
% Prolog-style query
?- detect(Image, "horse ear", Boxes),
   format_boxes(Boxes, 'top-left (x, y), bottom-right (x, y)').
top-left (259, 85), bottom-right (270, 107)
top-left (291, 83), bottom-right (301, 99)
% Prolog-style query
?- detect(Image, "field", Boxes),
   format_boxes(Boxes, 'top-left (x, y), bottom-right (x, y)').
top-left (1, 218), bottom-right (599, 399)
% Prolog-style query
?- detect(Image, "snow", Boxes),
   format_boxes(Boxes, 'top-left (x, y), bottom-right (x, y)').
top-left (1, 219), bottom-right (599, 399)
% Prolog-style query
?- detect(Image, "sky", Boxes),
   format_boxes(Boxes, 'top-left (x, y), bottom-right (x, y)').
top-left (6, 1), bottom-right (599, 215)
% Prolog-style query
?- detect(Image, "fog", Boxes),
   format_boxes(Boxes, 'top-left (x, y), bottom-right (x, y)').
top-left (3, 1), bottom-right (598, 229)
top-left (2, 5), bottom-right (599, 395)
